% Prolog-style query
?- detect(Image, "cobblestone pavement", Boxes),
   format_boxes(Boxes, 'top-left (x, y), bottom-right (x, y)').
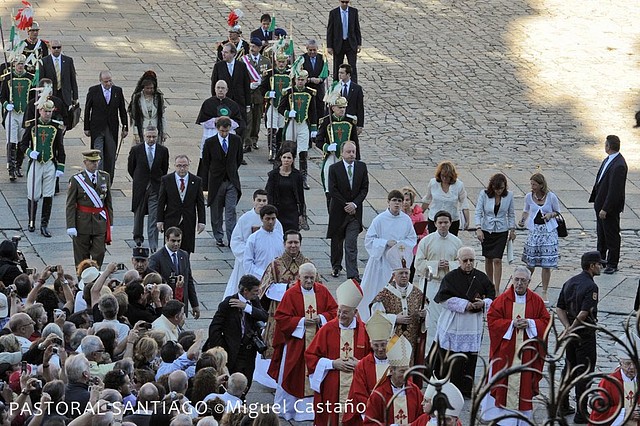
top-left (1, 0), bottom-right (640, 423)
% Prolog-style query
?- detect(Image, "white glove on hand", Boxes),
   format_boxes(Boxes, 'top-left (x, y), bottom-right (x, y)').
top-left (327, 143), bottom-right (337, 152)
top-left (29, 151), bottom-right (40, 160)
top-left (250, 82), bottom-right (260, 89)
top-left (310, 131), bottom-right (318, 138)
top-left (5, 103), bottom-right (14, 112)
top-left (67, 228), bottom-right (77, 238)
top-left (288, 110), bottom-right (296, 118)
top-left (268, 91), bottom-right (276, 99)
top-left (55, 170), bottom-right (64, 178)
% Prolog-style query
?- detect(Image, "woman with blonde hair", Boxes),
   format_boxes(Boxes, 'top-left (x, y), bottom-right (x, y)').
top-left (518, 173), bottom-right (561, 303)
top-left (422, 161), bottom-right (470, 235)
top-left (133, 336), bottom-right (158, 370)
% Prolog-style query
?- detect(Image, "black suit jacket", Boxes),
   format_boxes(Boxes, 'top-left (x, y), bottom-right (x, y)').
top-left (210, 60), bottom-right (251, 107)
top-left (84, 84), bottom-right (128, 142)
top-left (326, 6), bottom-right (362, 53)
top-left (250, 28), bottom-right (272, 46)
top-left (148, 247), bottom-right (199, 314)
top-left (127, 143), bottom-right (170, 211)
top-left (589, 153), bottom-right (628, 214)
top-left (344, 80), bottom-right (365, 128)
top-left (41, 54), bottom-right (79, 106)
top-left (157, 172), bottom-right (206, 254)
top-left (199, 133), bottom-right (243, 204)
top-left (205, 293), bottom-right (268, 363)
top-left (327, 160), bottom-right (369, 238)
top-left (303, 53), bottom-right (326, 106)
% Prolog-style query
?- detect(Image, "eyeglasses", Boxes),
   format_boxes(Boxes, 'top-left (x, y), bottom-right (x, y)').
top-left (513, 278), bottom-right (529, 283)
top-left (51, 46), bottom-right (62, 49)
top-left (341, 1), bottom-right (350, 3)
top-left (460, 258), bottom-right (475, 263)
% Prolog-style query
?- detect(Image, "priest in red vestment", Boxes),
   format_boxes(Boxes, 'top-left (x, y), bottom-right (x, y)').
top-left (364, 335), bottom-right (424, 425)
top-left (589, 334), bottom-right (640, 426)
top-left (268, 263), bottom-right (338, 421)
top-left (344, 311), bottom-right (395, 426)
top-left (305, 278), bottom-right (371, 426)
top-left (411, 381), bottom-right (465, 426)
top-left (481, 266), bottom-right (550, 423)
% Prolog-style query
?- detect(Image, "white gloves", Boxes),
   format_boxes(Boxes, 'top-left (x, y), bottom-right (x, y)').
top-left (55, 170), bottom-right (64, 178)
top-left (250, 82), bottom-right (260, 89)
top-left (67, 228), bottom-right (77, 238)
top-left (268, 91), bottom-right (276, 99)
top-left (288, 110), bottom-right (296, 118)
top-left (5, 103), bottom-right (14, 112)
top-left (327, 143), bottom-right (337, 152)
top-left (310, 131), bottom-right (317, 138)
top-left (29, 151), bottom-right (39, 160)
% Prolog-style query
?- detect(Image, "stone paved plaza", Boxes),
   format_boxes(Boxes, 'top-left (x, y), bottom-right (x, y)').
top-left (1, 0), bottom-right (640, 423)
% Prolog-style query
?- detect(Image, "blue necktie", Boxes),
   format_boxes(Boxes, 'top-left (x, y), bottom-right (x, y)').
top-left (311, 57), bottom-right (316, 70)
top-left (222, 138), bottom-right (228, 154)
top-left (172, 252), bottom-right (179, 274)
top-left (342, 10), bottom-right (348, 39)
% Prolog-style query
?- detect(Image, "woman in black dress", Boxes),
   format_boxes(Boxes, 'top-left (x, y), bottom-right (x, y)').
top-left (266, 147), bottom-right (305, 232)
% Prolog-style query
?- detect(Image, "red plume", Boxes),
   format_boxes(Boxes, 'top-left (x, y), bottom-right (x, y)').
top-left (227, 9), bottom-right (244, 27)
top-left (14, 1), bottom-right (34, 31)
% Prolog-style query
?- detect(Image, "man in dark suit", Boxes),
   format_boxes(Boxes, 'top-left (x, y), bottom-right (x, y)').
top-left (157, 154), bottom-right (206, 254)
top-left (41, 40), bottom-right (78, 127)
top-left (302, 39), bottom-right (328, 124)
top-left (206, 274), bottom-right (268, 394)
top-left (327, 141), bottom-right (369, 280)
top-left (127, 126), bottom-right (169, 252)
top-left (198, 117), bottom-right (243, 247)
top-left (337, 64), bottom-right (364, 143)
top-left (327, 0), bottom-right (362, 83)
top-left (148, 227), bottom-right (200, 318)
top-left (588, 135), bottom-right (628, 274)
top-left (211, 43), bottom-right (251, 126)
top-left (84, 71), bottom-right (128, 182)
top-left (250, 14), bottom-right (273, 52)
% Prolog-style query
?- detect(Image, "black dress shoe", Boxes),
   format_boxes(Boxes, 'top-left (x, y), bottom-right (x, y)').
top-left (303, 181), bottom-right (310, 190)
top-left (9, 169), bottom-right (16, 181)
top-left (216, 240), bottom-right (225, 247)
top-left (40, 226), bottom-right (52, 238)
top-left (241, 159), bottom-right (248, 165)
top-left (16, 168), bottom-right (23, 177)
top-left (573, 415), bottom-right (588, 424)
top-left (252, 143), bottom-right (259, 149)
top-left (28, 224), bottom-right (35, 232)
top-left (603, 266), bottom-right (618, 274)
top-left (243, 147), bottom-right (251, 153)
top-left (331, 268), bottom-right (340, 278)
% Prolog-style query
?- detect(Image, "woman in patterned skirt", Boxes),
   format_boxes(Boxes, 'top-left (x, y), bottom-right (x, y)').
top-left (518, 173), bottom-right (561, 303)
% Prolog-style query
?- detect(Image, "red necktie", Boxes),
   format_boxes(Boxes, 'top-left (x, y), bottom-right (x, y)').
top-left (180, 178), bottom-right (185, 192)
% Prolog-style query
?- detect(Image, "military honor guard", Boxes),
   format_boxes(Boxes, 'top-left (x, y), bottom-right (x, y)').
top-left (215, 10), bottom-right (250, 62)
top-left (316, 96), bottom-right (358, 194)
top-left (22, 100), bottom-right (65, 237)
top-left (261, 53), bottom-right (290, 161)
top-left (66, 149), bottom-right (113, 268)
top-left (22, 22), bottom-right (49, 74)
top-left (278, 69), bottom-right (317, 189)
top-left (0, 54), bottom-right (33, 181)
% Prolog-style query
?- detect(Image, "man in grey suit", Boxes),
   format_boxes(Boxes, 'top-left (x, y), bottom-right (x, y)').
top-left (41, 40), bottom-right (78, 127)
top-left (327, 141), bottom-right (369, 280)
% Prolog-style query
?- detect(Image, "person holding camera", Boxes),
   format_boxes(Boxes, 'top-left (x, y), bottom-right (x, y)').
top-left (205, 274), bottom-right (268, 395)
top-left (0, 240), bottom-right (25, 288)
top-left (151, 300), bottom-right (186, 342)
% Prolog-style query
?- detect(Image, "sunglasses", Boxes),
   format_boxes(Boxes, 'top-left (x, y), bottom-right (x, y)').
top-left (51, 46), bottom-right (62, 49)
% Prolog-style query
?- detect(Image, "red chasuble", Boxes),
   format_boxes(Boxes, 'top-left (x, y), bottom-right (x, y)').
top-left (305, 317), bottom-right (371, 426)
top-left (344, 353), bottom-right (389, 426)
top-left (487, 287), bottom-right (550, 411)
top-left (268, 281), bottom-right (338, 398)
top-left (589, 368), bottom-right (640, 426)
top-left (364, 377), bottom-right (424, 426)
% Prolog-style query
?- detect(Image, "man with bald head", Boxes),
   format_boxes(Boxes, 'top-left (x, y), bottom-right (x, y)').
top-left (124, 382), bottom-right (159, 426)
top-left (433, 246), bottom-right (495, 398)
top-left (8, 313), bottom-right (36, 353)
top-left (41, 39), bottom-right (79, 128)
top-left (196, 80), bottom-right (245, 160)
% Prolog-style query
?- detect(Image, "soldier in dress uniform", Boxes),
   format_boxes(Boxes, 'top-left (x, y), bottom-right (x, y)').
top-left (278, 70), bottom-right (317, 189)
top-left (316, 96), bottom-right (358, 198)
top-left (22, 22), bottom-right (49, 75)
top-left (242, 37), bottom-right (272, 153)
top-left (22, 100), bottom-right (65, 237)
top-left (215, 12), bottom-right (250, 62)
top-left (66, 149), bottom-right (113, 268)
top-left (261, 53), bottom-right (290, 162)
top-left (0, 54), bottom-right (34, 181)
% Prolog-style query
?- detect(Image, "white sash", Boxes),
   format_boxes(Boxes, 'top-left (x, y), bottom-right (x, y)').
top-left (243, 55), bottom-right (261, 82)
top-left (74, 174), bottom-right (107, 220)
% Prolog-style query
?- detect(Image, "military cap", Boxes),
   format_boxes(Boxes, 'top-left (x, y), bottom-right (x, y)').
top-left (82, 149), bottom-right (101, 161)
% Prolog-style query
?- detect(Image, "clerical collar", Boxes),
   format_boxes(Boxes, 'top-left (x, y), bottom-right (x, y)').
top-left (391, 384), bottom-right (406, 395)
top-left (374, 356), bottom-right (388, 364)
top-left (514, 293), bottom-right (526, 303)
top-left (301, 286), bottom-right (315, 294)
top-left (339, 317), bottom-right (356, 330)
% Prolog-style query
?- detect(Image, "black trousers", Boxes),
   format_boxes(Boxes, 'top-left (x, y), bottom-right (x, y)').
top-left (436, 346), bottom-right (477, 398)
top-left (330, 215), bottom-right (360, 279)
top-left (333, 44), bottom-right (358, 83)
top-left (563, 332), bottom-right (597, 420)
top-left (229, 341), bottom-right (258, 396)
top-left (596, 211), bottom-right (621, 268)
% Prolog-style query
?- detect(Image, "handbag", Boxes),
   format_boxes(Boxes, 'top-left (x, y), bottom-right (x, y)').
top-left (556, 212), bottom-right (568, 238)
top-left (69, 103), bottom-right (82, 130)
